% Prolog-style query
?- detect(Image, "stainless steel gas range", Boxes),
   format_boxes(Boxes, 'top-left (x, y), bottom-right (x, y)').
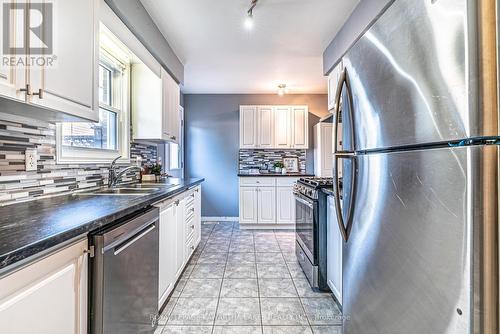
top-left (293, 177), bottom-right (333, 291)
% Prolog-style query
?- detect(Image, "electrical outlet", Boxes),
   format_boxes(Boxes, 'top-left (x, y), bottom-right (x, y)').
top-left (25, 148), bottom-right (37, 171)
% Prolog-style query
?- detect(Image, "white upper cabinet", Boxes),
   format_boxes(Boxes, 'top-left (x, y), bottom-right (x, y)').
top-left (291, 106), bottom-right (309, 149)
top-left (314, 123), bottom-right (333, 177)
top-left (240, 106), bottom-right (258, 148)
top-left (132, 63), bottom-right (162, 140)
top-left (163, 68), bottom-right (181, 143)
top-left (0, 0), bottom-right (99, 121)
top-left (0, 2), bottom-right (23, 102)
top-left (328, 60), bottom-right (343, 112)
top-left (274, 106), bottom-right (291, 148)
top-left (132, 65), bottom-right (180, 143)
top-left (29, 0), bottom-right (99, 121)
top-left (258, 106), bottom-right (275, 148)
top-left (240, 105), bottom-right (309, 149)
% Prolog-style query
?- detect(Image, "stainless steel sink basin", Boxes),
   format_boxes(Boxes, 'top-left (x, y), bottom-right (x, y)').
top-left (76, 187), bottom-right (160, 196)
top-left (125, 183), bottom-right (173, 189)
top-left (94, 188), bottom-right (160, 195)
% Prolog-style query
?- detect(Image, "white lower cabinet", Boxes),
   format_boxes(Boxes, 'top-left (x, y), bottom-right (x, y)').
top-left (175, 197), bottom-right (186, 278)
top-left (257, 187), bottom-right (276, 223)
top-left (239, 186), bottom-right (259, 224)
top-left (157, 185), bottom-right (201, 308)
top-left (194, 187), bottom-right (202, 245)
top-left (327, 195), bottom-right (343, 304)
top-left (276, 186), bottom-right (296, 224)
top-left (239, 177), bottom-right (297, 226)
top-left (158, 202), bottom-right (177, 307)
top-left (0, 239), bottom-right (89, 334)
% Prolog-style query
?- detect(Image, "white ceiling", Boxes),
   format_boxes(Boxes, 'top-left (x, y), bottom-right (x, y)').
top-left (140, 0), bottom-right (359, 94)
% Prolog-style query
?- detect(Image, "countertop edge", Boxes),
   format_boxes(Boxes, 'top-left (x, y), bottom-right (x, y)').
top-left (0, 178), bottom-right (204, 274)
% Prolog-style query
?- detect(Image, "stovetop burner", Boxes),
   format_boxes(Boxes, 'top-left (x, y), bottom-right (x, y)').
top-left (294, 177), bottom-right (334, 200)
top-left (298, 177), bottom-right (333, 188)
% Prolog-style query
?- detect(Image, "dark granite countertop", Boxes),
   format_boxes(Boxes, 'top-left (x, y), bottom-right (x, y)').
top-left (237, 173), bottom-right (315, 177)
top-left (0, 177), bottom-right (204, 273)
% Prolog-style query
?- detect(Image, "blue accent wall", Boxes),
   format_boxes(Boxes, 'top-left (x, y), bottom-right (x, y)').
top-left (184, 94), bottom-right (328, 217)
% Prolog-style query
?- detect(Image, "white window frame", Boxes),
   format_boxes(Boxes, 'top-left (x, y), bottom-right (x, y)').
top-left (167, 106), bottom-right (184, 173)
top-left (56, 25), bottom-right (131, 164)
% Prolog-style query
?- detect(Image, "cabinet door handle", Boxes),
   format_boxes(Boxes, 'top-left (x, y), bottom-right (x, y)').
top-left (83, 246), bottom-right (95, 258)
top-left (20, 84), bottom-right (32, 95)
top-left (174, 200), bottom-right (180, 206)
top-left (33, 88), bottom-right (43, 99)
top-left (170, 135), bottom-right (176, 140)
top-left (20, 85), bottom-right (43, 99)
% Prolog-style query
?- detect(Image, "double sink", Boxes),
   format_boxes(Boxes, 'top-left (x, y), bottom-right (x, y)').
top-left (77, 183), bottom-right (177, 197)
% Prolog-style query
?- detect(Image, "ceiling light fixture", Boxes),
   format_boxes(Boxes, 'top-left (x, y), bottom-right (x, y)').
top-left (244, 0), bottom-right (259, 30)
top-left (278, 84), bottom-right (288, 96)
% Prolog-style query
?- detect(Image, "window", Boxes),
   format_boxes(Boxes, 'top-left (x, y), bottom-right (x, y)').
top-left (168, 106), bottom-right (184, 172)
top-left (56, 25), bottom-right (131, 164)
top-left (169, 143), bottom-right (180, 170)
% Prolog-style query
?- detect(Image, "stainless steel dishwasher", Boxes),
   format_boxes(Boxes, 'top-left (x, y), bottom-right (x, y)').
top-left (90, 207), bottom-right (159, 334)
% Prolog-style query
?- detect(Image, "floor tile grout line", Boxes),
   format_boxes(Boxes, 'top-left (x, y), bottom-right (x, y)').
top-left (211, 222), bottom-right (232, 333)
top-left (253, 228), bottom-right (264, 333)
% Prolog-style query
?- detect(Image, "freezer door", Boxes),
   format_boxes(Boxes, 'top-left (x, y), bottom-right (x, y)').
top-left (341, 146), bottom-right (495, 334)
top-left (342, 0), bottom-right (492, 151)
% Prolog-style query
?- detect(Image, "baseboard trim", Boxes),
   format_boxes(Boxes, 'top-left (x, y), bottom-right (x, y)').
top-left (239, 223), bottom-right (295, 230)
top-left (202, 216), bottom-right (239, 222)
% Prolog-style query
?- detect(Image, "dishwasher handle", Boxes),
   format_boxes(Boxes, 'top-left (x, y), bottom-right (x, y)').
top-left (103, 221), bottom-right (157, 255)
top-left (113, 223), bottom-right (156, 256)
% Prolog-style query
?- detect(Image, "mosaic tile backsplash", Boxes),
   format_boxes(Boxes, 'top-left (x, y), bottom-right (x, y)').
top-left (239, 149), bottom-right (306, 173)
top-left (0, 112), bottom-right (157, 206)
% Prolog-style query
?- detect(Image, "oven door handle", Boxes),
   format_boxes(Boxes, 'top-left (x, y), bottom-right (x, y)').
top-left (295, 196), bottom-right (314, 209)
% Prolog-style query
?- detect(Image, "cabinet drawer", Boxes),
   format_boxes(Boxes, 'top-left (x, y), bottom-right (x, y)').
top-left (276, 177), bottom-right (299, 187)
top-left (185, 220), bottom-right (196, 241)
top-left (185, 236), bottom-right (196, 259)
top-left (186, 192), bottom-right (195, 204)
top-left (185, 206), bottom-right (195, 221)
top-left (240, 177), bottom-right (275, 187)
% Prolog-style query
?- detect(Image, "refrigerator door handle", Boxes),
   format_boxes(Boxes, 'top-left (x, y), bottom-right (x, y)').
top-left (333, 67), bottom-right (357, 242)
top-left (333, 154), bottom-right (357, 242)
top-left (333, 68), bottom-right (356, 155)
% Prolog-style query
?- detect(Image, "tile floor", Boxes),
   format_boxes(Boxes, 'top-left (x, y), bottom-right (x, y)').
top-left (155, 222), bottom-right (342, 334)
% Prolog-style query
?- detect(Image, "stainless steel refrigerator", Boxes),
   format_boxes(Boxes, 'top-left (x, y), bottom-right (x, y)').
top-left (330, 0), bottom-right (499, 333)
